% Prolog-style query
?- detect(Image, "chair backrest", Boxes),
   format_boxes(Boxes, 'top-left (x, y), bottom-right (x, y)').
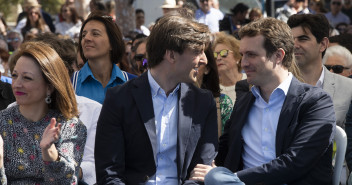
top-left (333, 125), bottom-right (347, 185)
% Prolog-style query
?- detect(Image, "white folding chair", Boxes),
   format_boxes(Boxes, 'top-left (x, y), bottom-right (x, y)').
top-left (333, 125), bottom-right (347, 185)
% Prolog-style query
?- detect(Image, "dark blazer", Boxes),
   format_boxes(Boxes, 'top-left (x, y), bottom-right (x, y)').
top-left (95, 72), bottom-right (218, 185)
top-left (346, 101), bottom-right (352, 171)
top-left (216, 77), bottom-right (335, 185)
top-left (0, 81), bottom-right (15, 110)
top-left (235, 79), bottom-right (250, 103)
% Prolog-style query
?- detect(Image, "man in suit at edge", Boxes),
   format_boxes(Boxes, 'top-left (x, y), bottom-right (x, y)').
top-left (190, 17), bottom-right (336, 185)
top-left (287, 13), bottom-right (352, 129)
top-left (94, 13), bottom-right (218, 185)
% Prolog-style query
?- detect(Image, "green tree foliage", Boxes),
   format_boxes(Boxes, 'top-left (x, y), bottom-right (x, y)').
top-left (40, 0), bottom-right (65, 15)
top-left (0, 0), bottom-right (21, 19)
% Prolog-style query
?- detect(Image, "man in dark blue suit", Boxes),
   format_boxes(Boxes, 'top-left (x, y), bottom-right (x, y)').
top-left (191, 17), bottom-right (335, 185)
top-left (94, 13), bottom-right (218, 185)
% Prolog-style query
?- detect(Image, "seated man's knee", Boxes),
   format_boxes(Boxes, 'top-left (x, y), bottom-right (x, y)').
top-left (205, 167), bottom-right (244, 185)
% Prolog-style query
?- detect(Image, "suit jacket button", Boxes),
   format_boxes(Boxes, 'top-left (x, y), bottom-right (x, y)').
top-left (144, 175), bottom-right (149, 182)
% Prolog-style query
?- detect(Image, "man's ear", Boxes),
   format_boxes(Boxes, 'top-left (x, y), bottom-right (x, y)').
top-left (165, 50), bottom-right (176, 64)
top-left (320, 37), bottom-right (329, 53)
top-left (275, 48), bottom-right (285, 65)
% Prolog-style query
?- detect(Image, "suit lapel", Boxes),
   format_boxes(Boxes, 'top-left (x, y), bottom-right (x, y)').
top-left (322, 67), bottom-right (336, 99)
top-left (131, 73), bottom-right (158, 164)
top-left (177, 83), bottom-right (194, 177)
top-left (276, 77), bottom-right (305, 155)
top-left (226, 92), bottom-right (255, 171)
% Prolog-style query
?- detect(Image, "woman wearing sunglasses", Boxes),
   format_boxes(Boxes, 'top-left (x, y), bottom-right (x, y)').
top-left (323, 45), bottom-right (352, 78)
top-left (196, 44), bottom-right (233, 136)
top-left (213, 32), bottom-right (246, 104)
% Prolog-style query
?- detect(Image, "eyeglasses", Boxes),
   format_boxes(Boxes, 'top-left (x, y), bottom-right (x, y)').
top-left (200, 0), bottom-right (209, 2)
top-left (214, 49), bottom-right (232, 59)
top-left (134, 54), bottom-right (146, 61)
top-left (7, 38), bottom-right (19, 42)
top-left (332, 1), bottom-right (342, 5)
top-left (325, 65), bottom-right (349, 73)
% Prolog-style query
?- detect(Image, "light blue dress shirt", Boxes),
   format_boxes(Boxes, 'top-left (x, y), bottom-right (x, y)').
top-left (1, 76), bottom-right (12, 84)
top-left (242, 73), bottom-right (293, 169)
top-left (75, 62), bottom-right (126, 104)
top-left (147, 71), bottom-right (179, 185)
top-left (195, 8), bottom-right (224, 33)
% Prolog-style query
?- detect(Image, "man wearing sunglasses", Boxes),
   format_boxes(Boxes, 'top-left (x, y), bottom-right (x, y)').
top-left (288, 13), bottom-right (352, 129)
top-left (323, 45), bottom-right (352, 78)
top-left (191, 17), bottom-right (335, 185)
top-left (324, 0), bottom-right (350, 27)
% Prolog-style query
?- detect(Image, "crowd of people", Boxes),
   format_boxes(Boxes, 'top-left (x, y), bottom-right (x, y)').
top-left (0, 0), bottom-right (351, 184)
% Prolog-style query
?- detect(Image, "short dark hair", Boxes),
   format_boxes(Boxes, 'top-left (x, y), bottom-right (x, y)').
top-left (329, 33), bottom-right (352, 53)
top-left (239, 17), bottom-right (294, 69)
top-left (146, 14), bottom-right (210, 68)
top-left (78, 11), bottom-right (125, 65)
top-left (135, 9), bottom-right (145, 15)
top-left (231, 3), bottom-right (249, 15)
top-left (31, 32), bottom-right (76, 77)
top-left (287, 14), bottom-right (329, 56)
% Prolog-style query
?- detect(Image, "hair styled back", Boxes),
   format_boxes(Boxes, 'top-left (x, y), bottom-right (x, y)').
top-left (10, 41), bottom-right (78, 119)
top-left (146, 14), bottom-right (211, 68)
top-left (213, 32), bottom-right (242, 72)
top-left (287, 14), bottom-right (329, 57)
top-left (78, 11), bottom-right (125, 65)
top-left (239, 17), bottom-right (294, 69)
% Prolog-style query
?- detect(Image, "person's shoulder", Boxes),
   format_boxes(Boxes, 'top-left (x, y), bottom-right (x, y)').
top-left (292, 78), bottom-right (330, 101)
top-left (108, 75), bottom-right (140, 95)
top-left (331, 72), bottom-right (352, 89)
top-left (211, 8), bottom-right (224, 16)
top-left (76, 95), bottom-right (102, 107)
top-left (183, 83), bottom-right (213, 98)
top-left (59, 116), bottom-right (87, 138)
top-left (325, 69), bottom-right (352, 84)
top-left (195, 9), bottom-right (203, 18)
top-left (0, 105), bottom-right (16, 116)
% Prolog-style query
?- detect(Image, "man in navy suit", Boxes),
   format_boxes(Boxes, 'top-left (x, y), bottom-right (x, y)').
top-left (190, 17), bottom-right (335, 185)
top-left (94, 13), bottom-right (218, 185)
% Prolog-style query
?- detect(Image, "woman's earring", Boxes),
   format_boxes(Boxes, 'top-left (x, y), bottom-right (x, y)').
top-left (45, 94), bottom-right (52, 104)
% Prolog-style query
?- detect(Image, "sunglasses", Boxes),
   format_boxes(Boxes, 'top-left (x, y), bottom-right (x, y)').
top-left (332, 1), bottom-right (342, 5)
top-left (200, 0), bottom-right (209, 2)
top-left (134, 54), bottom-right (145, 61)
top-left (7, 38), bottom-right (19, 42)
top-left (325, 65), bottom-right (349, 73)
top-left (214, 49), bottom-right (232, 59)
